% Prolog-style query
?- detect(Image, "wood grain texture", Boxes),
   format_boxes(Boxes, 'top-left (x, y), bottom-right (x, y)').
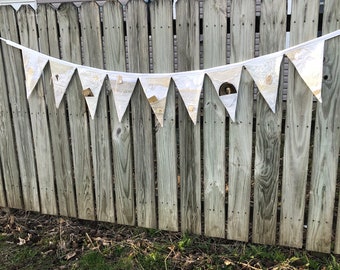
top-left (17, 6), bottom-right (58, 215)
top-left (57, 3), bottom-right (95, 220)
top-left (203, 0), bottom-right (227, 238)
top-left (80, 2), bottom-right (114, 223)
top-left (0, 41), bottom-right (22, 209)
top-left (0, 159), bottom-right (6, 207)
top-left (150, 0), bottom-right (178, 232)
top-left (252, 0), bottom-right (286, 245)
top-left (102, 1), bottom-right (135, 226)
top-left (307, 0), bottom-right (340, 253)
top-left (279, 0), bottom-right (319, 248)
top-left (0, 6), bottom-right (40, 212)
top-left (36, 4), bottom-right (77, 218)
top-left (126, 0), bottom-right (156, 229)
top-left (227, 0), bottom-right (255, 242)
top-left (176, 0), bottom-right (201, 235)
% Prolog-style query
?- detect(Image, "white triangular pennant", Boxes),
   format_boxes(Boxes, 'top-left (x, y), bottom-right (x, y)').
top-left (245, 55), bottom-right (283, 112)
top-left (84, 97), bottom-right (98, 120)
top-left (22, 48), bottom-right (48, 98)
top-left (49, 60), bottom-right (75, 108)
top-left (207, 65), bottom-right (242, 94)
top-left (207, 65), bottom-right (242, 118)
top-left (219, 93), bottom-right (238, 122)
top-left (118, 0), bottom-right (130, 5)
top-left (286, 40), bottom-right (324, 102)
top-left (172, 71), bottom-right (204, 124)
top-left (139, 76), bottom-right (171, 127)
top-left (78, 67), bottom-right (106, 119)
top-left (108, 72), bottom-right (138, 122)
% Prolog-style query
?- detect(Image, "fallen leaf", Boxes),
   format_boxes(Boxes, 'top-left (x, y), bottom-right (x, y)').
top-left (65, 251), bottom-right (76, 260)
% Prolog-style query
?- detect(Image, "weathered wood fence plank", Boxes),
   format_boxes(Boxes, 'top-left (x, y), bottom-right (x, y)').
top-left (0, 6), bottom-right (40, 212)
top-left (0, 42), bottom-right (22, 209)
top-left (16, 6), bottom-right (58, 215)
top-left (0, 0), bottom-right (339, 253)
top-left (57, 3), bottom-right (95, 220)
top-left (80, 2), bottom-right (115, 223)
top-left (279, 0), bottom-right (320, 248)
top-left (227, 0), bottom-right (255, 242)
top-left (176, 0), bottom-right (202, 235)
top-left (307, 0), bottom-right (340, 253)
top-left (0, 160), bottom-right (6, 207)
top-left (150, 0), bottom-right (178, 231)
top-left (126, 0), bottom-right (157, 228)
top-left (252, 0), bottom-right (286, 245)
top-left (102, 1), bottom-right (135, 226)
top-left (36, 4), bottom-right (77, 218)
top-left (203, 0), bottom-right (227, 238)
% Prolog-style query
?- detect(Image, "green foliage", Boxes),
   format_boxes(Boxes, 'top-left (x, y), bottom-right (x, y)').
top-left (178, 233), bottom-right (193, 251)
top-left (78, 251), bottom-right (114, 270)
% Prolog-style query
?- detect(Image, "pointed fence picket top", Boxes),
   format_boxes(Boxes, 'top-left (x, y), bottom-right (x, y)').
top-left (139, 75), bottom-right (171, 126)
top-left (22, 48), bottom-right (48, 98)
top-left (78, 67), bottom-right (106, 119)
top-left (108, 72), bottom-right (138, 122)
top-left (172, 71), bottom-right (204, 124)
top-left (245, 54), bottom-right (283, 112)
top-left (286, 40), bottom-right (325, 102)
top-left (49, 60), bottom-right (75, 108)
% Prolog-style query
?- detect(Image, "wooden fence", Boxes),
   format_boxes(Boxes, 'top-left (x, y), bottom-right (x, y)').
top-left (0, 0), bottom-right (339, 254)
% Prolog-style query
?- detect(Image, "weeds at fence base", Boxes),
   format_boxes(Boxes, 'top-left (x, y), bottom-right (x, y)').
top-left (0, 208), bottom-right (339, 270)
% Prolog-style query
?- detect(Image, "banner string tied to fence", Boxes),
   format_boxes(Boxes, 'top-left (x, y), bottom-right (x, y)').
top-left (0, 29), bottom-right (339, 125)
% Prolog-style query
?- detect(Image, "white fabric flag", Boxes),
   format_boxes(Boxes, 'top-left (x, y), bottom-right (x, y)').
top-left (139, 76), bottom-right (171, 127)
top-left (220, 93), bottom-right (238, 122)
top-left (78, 67), bottom-right (106, 119)
top-left (286, 40), bottom-right (324, 102)
top-left (207, 65), bottom-right (242, 121)
top-left (172, 71), bottom-right (204, 124)
top-left (49, 60), bottom-right (75, 108)
top-left (245, 54), bottom-right (283, 112)
top-left (22, 48), bottom-right (48, 98)
top-left (108, 72), bottom-right (138, 121)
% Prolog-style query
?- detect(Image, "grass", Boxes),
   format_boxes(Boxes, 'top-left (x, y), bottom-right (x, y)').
top-left (0, 209), bottom-right (339, 269)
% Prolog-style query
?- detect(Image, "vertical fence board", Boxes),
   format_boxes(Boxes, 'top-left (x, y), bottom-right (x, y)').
top-left (0, 158), bottom-right (6, 207)
top-left (102, 1), bottom-right (135, 226)
top-left (36, 4), bottom-right (77, 218)
top-left (16, 6), bottom-right (58, 215)
top-left (0, 42), bottom-right (22, 209)
top-left (150, 0), bottom-right (178, 231)
top-left (80, 2), bottom-right (114, 223)
top-left (126, 0), bottom-right (157, 228)
top-left (252, 0), bottom-right (286, 245)
top-left (279, 0), bottom-right (319, 248)
top-left (227, 0), bottom-right (255, 242)
top-left (176, 0), bottom-right (201, 235)
top-left (307, 0), bottom-right (340, 253)
top-left (203, 0), bottom-right (227, 238)
top-left (57, 3), bottom-right (95, 220)
top-left (0, 6), bottom-right (40, 212)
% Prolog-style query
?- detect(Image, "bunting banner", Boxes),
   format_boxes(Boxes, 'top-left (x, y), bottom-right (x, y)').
top-left (22, 48), bottom-right (48, 98)
top-left (0, 30), bottom-right (339, 125)
top-left (78, 67), bottom-right (107, 119)
top-left (108, 72), bottom-right (138, 122)
top-left (286, 40), bottom-right (325, 102)
top-left (139, 76), bottom-right (171, 126)
top-left (245, 54), bottom-right (283, 112)
top-left (207, 65), bottom-right (242, 121)
top-left (172, 71), bottom-right (205, 124)
top-left (49, 61), bottom-right (75, 108)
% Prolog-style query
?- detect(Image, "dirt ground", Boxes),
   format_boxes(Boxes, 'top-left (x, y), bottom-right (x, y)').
top-left (0, 207), bottom-right (339, 270)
